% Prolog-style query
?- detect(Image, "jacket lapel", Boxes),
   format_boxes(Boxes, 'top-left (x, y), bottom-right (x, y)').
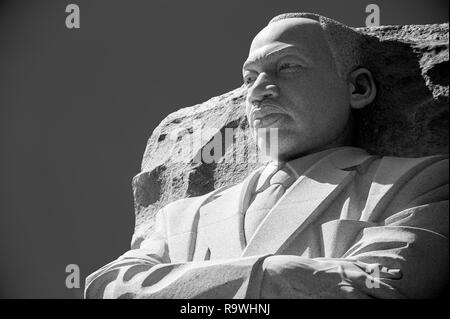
top-left (241, 147), bottom-right (374, 257)
top-left (360, 155), bottom-right (446, 221)
top-left (199, 167), bottom-right (263, 259)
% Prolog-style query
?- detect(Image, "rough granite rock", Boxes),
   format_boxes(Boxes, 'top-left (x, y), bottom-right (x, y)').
top-left (131, 23), bottom-right (449, 248)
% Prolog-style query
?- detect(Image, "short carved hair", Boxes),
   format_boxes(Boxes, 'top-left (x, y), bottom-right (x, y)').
top-left (269, 13), bottom-right (365, 80)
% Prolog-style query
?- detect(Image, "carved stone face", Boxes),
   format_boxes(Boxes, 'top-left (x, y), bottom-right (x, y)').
top-left (243, 18), bottom-right (351, 161)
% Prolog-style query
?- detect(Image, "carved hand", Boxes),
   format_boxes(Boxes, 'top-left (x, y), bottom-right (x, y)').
top-left (259, 255), bottom-right (403, 298)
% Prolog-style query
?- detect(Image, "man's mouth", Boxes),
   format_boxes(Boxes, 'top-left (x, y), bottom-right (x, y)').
top-left (253, 113), bottom-right (284, 128)
top-left (251, 104), bottom-right (286, 129)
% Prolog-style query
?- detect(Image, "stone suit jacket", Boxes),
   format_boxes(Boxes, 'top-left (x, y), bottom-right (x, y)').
top-left (85, 147), bottom-right (449, 298)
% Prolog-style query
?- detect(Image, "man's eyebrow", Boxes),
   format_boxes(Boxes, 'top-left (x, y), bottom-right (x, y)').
top-left (243, 47), bottom-right (309, 70)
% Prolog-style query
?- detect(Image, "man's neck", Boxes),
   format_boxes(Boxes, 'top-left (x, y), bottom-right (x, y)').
top-left (282, 146), bottom-right (348, 178)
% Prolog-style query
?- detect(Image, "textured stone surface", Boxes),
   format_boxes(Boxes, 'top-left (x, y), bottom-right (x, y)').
top-left (131, 23), bottom-right (448, 248)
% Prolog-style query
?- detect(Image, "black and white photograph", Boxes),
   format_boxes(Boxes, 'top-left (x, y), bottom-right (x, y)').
top-left (0, 0), bottom-right (448, 305)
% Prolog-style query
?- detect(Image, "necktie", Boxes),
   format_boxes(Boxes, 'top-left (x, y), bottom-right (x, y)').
top-left (244, 163), bottom-right (296, 242)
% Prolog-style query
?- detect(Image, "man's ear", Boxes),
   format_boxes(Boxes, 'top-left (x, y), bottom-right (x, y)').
top-left (348, 68), bottom-right (377, 109)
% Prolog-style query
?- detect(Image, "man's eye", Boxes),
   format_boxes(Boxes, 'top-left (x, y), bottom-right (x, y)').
top-left (244, 75), bottom-right (256, 86)
top-left (278, 62), bottom-right (302, 73)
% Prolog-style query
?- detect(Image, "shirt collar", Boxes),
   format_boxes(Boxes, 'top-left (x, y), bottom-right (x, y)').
top-left (256, 147), bottom-right (345, 192)
top-left (284, 147), bottom-right (339, 178)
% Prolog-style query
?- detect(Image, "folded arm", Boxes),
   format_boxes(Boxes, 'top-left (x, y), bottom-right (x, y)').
top-left (258, 200), bottom-right (449, 299)
top-left (84, 209), bottom-right (269, 299)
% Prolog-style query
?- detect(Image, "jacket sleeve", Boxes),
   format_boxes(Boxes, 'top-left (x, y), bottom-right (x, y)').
top-left (339, 157), bottom-right (449, 298)
top-left (339, 200), bottom-right (448, 298)
top-left (258, 158), bottom-right (449, 299)
top-left (84, 204), bottom-right (269, 299)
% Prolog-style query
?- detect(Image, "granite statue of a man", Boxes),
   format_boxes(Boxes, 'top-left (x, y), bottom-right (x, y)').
top-left (85, 13), bottom-right (449, 298)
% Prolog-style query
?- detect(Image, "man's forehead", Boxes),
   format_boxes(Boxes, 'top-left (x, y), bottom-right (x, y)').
top-left (244, 18), bottom-right (330, 69)
top-left (250, 18), bottom-right (325, 51)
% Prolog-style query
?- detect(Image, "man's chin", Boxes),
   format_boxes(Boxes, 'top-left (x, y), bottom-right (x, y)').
top-left (256, 133), bottom-right (291, 161)
top-left (257, 138), bottom-right (316, 162)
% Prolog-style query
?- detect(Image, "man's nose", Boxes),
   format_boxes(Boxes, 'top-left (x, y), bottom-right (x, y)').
top-left (248, 72), bottom-right (280, 105)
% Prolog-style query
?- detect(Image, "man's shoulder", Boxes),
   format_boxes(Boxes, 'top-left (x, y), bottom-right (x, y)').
top-left (362, 153), bottom-right (448, 201)
top-left (159, 178), bottom-right (249, 215)
top-left (324, 147), bottom-right (447, 176)
top-left (160, 165), bottom-right (265, 214)
top-left (364, 153), bottom-right (448, 218)
top-left (155, 177), bottom-right (253, 237)
top-left (369, 153), bottom-right (448, 183)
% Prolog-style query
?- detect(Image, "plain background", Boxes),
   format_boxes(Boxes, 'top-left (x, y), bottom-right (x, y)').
top-left (0, 0), bottom-right (448, 298)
